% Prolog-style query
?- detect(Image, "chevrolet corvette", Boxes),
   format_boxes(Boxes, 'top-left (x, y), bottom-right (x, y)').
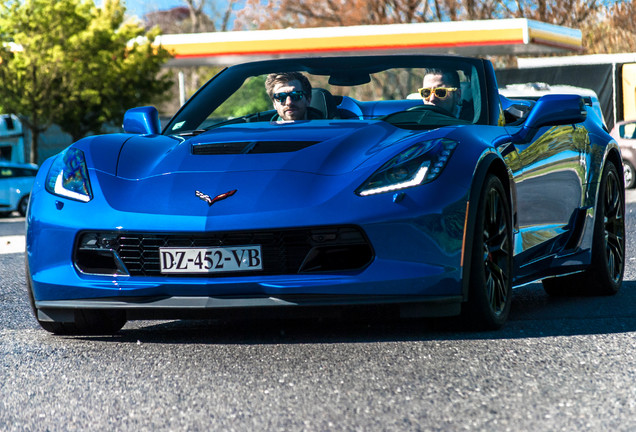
top-left (25, 54), bottom-right (625, 334)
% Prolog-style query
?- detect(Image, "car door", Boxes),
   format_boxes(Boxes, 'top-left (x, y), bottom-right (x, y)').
top-left (0, 166), bottom-right (13, 209)
top-left (507, 123), bottom-right (588, 259)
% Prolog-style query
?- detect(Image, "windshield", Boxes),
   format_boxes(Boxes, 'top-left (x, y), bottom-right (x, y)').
top-left (165, 55), bottom-right (487, 135)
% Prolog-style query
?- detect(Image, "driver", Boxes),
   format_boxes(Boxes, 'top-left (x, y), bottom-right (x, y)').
top-left (265, 72), bottom-right (315, 121)
top-left (419, 68), bottom-right (462, 118)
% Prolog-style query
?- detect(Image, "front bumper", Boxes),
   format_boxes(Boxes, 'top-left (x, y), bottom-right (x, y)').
top-left (26, 165), bottom-right (470, 315)
top-left (35, 294), bottom-right (463, 322)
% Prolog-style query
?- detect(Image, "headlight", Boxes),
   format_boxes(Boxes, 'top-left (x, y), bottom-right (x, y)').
top-left (45, 147), bottom-right (93, 202)
top-left (356, 138), bottom-right (458, 196)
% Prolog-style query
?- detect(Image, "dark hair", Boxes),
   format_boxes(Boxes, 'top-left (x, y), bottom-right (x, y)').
top-left (423, 68), bottom-right (460, 88)
top-left (265, 72), bottom-right (312, 100)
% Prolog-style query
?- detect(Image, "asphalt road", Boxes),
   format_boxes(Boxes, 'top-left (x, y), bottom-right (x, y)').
top-left (2, 192), bottom-right (636, 430)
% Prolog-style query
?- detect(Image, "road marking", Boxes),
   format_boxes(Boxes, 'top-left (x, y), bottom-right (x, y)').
top-left (0, 236), bottom-right (25, 254)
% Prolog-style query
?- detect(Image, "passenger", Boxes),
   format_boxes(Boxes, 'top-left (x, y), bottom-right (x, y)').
top-left (265, 72), bottom-right (316, 121)
top-left (419, 68), bottom-right (462, 118)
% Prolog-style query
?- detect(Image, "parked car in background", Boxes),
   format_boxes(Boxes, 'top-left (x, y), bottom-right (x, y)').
top-left (0, 162), bottom-right (38, 216)
top-left (610, 119), bottom-right (636, 188)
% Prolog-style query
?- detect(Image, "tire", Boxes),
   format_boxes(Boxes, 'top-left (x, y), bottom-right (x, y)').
top-left (543, 161), bottom-right (625, 296)
top-left (25, 258), bottom-right (126, 335)
top-left (463, 174), bottom-right (513, 330)
top-left (17, 195), bottom-right (29, 217)
top-left (623, 160), bottom-right (635, 189)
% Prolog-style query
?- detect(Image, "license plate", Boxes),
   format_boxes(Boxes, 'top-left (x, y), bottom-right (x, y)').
top-left (159, 246), bottom-right (262, 274)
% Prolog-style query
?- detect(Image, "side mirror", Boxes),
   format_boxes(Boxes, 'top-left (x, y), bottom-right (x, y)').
top-left (525, 94), bottom-right (586, 128)
top-left (123, 106), bottom-right (161, 135)
top-left (513, 94), bottom-right (587, 142)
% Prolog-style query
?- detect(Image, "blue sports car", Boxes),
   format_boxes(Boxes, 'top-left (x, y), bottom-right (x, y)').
top-left (25, 54), bottom-right (625, 334)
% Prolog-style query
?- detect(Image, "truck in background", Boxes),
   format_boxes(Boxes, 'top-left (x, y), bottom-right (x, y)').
top-left (495, 53), bottom-right (636, 131)
top-left (0, 114), bottom-right (25, 163)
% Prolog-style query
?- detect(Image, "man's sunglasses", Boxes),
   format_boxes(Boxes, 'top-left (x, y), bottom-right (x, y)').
top-left (418, 87), bottom-right (458, 100)
top-left (273, 91), bottom-right (306, 103)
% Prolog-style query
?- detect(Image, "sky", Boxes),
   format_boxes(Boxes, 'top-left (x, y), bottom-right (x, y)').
top-left (122, 0), bottom-right (185, 18)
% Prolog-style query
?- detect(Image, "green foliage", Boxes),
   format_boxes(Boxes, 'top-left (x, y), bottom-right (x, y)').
top-left (0, 0), bottom-right (173, 162)
top-left (214, 75), bottom-right (272, 118)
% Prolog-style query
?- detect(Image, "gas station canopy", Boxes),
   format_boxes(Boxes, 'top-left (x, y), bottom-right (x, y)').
top-left (155, 18), bottom-right (583, 67)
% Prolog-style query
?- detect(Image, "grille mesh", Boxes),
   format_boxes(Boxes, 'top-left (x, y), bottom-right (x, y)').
top-left (87, 226), bottom-right (372, 277)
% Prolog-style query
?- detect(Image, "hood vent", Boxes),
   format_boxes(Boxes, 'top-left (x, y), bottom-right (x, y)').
top-left (192, 140), bottom-right (320, 155)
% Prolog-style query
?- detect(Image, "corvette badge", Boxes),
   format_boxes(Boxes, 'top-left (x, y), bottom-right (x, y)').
top-left (195, 189), bottom-right (237, 206)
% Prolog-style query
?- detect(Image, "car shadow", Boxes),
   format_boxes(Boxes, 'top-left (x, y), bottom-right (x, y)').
top-left (75, 280), bottom-right (636, 345)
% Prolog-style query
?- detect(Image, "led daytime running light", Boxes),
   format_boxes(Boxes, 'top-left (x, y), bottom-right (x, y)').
top-left (358, 163), bottom-right (430, 196)
top-left (54, 171), bottom-right (91, 202)
top-left (357, 138), bottom-right (458, 197)
top-left (45, 147), bottom-right (93, 202)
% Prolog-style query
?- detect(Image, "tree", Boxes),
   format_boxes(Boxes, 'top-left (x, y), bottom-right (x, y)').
top-left (235, 0), bottom-right (432, 29)
top-left (144, 6), bottom-right (213, 34)
top-left (234, 0), bottom-right (617, 55)
top-left (233, 0), bottom-right (631, 72)
top-left (180, 0), bottom-right (240, 33)
top-left (215, 75), bottom-right (271, 118)
top-left (55, 0), bottom-right (173, 141)
top-left (0, 0), bottom-right (172, 163)
top-left (584, 1), bottom-right (636, 53)
top-left (235, 0), bottom-right (608, 29)
top-left (144, 0), bottom-right (241, 115)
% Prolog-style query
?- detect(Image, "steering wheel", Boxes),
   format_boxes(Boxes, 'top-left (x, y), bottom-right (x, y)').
top-left (406, 104), bottom-right (455, 117)
top-left (380, 103), bottom-right (455, 125)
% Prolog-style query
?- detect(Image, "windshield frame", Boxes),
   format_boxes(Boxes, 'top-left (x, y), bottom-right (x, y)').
top-left (163, 54), bottom-right (495, 135)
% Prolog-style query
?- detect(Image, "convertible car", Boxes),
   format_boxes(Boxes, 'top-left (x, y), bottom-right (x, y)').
top-left (25, 54), bottom-right (625, 334)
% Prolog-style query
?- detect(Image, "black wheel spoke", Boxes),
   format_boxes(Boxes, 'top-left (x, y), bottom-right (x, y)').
top-left (602, 170), bottom-right (625, 283)
top-left (485, 260), bottom-right (507, 312)
top-left (486, 226), bottom-right (509, 256)
top-left (606, 231), bottom-right (625, 256)
top-left (604, 176), bottom-right (621, 220)
top-left (606, 232), bottom-right (625, 281)
top-left (482, 184), bottom-right (510, 315)
top-left (487, 189), bottom-right (500, 226)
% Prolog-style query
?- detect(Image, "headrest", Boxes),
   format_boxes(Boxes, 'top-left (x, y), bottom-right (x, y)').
top-left (310, 88), bottom-right (338, 119)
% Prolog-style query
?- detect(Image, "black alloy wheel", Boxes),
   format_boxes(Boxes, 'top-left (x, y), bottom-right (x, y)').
top-left (599, 161), bottom-right (625, 288)
top-left (543, 160), bottom-right (625, 296)
top-left (464, 174), bottom-right (513, 330)
top-left (18, 195), bottom-right (29, 217)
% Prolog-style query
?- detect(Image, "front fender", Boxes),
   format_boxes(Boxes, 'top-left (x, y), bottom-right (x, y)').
top-left (461, 151), bottom-right (511, 300)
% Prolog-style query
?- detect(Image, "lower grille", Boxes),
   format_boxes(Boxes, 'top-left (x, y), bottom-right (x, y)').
top-left (75, 226), bottom-right (374, 277)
